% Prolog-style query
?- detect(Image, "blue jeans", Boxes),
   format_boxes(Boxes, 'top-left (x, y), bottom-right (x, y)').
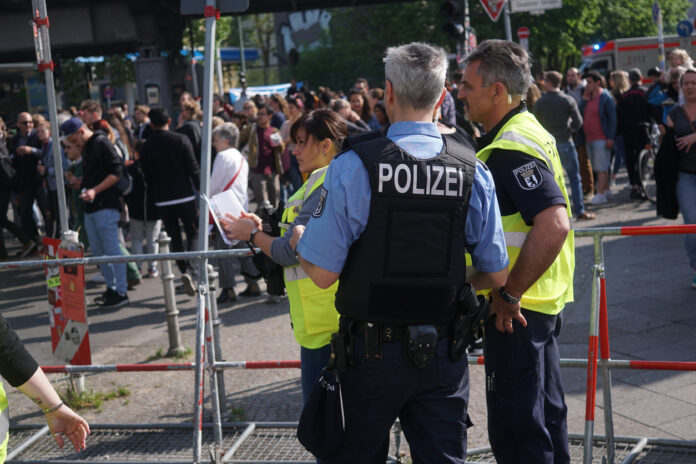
top-left (300, 344), bottom-right (332, 406)
top-left (556, 142), bottom-right (585, 216)
top-left (84, 208), bottom-right (127, 295)
top-left (676, 171), bottom-right (696, 270)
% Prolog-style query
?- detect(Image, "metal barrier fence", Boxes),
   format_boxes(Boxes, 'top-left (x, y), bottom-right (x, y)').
top-left (4, 224), bottom-right (696, 463)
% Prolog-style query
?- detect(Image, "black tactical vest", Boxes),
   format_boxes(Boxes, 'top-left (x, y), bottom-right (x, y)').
top-left (335, 132), bottom-right (476, 325)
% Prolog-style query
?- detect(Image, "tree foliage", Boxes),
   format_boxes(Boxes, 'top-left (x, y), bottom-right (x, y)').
top-left (292, 0), bottom-right (693, 90)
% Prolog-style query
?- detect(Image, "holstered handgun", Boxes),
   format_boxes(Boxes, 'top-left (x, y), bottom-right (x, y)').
top-left (448, 283), bottom-right (490, 362)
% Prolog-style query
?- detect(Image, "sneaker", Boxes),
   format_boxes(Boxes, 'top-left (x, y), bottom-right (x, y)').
top-left (589, 193), bottom-right (607, 205)
top-left (98, 291), bottom-right (129, 309)
top-left (17, 241), bottom-right (37, 259)
top-left (94, 288), bottom-right (116, 305)
top-left (181, 273), bottom-right (197, 296)
top-left (147, 267), bottom-right (159, 279)
top-left (265, 295), bottom-right (285, 304)
top-left (127, 277), bottom-right (142, 290)
top-left (467, 338), bottom-right (484, 357)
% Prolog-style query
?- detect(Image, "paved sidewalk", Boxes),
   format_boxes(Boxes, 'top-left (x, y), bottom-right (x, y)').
top-left (1, 174), bottom-right (695, 458)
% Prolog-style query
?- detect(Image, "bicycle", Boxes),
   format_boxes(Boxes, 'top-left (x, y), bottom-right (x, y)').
top-left (637, 122), bottom-right (658, 203)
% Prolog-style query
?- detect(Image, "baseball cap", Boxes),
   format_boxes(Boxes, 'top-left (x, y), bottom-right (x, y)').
top-left (59, 117), bottom-right (83, 141)
top-left (647, 66), bottom-right (662, 78)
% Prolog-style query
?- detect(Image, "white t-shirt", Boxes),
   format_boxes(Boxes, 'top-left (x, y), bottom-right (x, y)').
top-left (210, 147), bottom-right (249, 211)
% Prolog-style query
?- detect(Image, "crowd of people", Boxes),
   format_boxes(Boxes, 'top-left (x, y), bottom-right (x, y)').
top-left (1, 36), bottom-right (696, 463)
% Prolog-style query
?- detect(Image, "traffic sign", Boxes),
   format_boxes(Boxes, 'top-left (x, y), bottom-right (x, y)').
top-left (517, 26), bottom-right (530, 39)
top-left (510, 0), bottom-right (562, 13)
top-left (479, 0), bottom-right (506, 22)
top-left (103, 86), bottom-right (114, 99)
top-left (677, 20), bottom-right (693, 37)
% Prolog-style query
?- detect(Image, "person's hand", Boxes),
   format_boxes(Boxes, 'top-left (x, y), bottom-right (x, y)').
top-left (221, 214), bottom-right (257, 241)
top-left (658, 124), bottom-right (666, 135)
top-left (676, 133), bottom-right (696, 152)
top-left (290, 225), bottom-right (305, 251)
top-left (239, 211), bottom-right (263, 229)
top-left (605, 139), bottom-right (614, 150)
top-left (490, 289), bottom-right (527, 334)
top-left (79, 188), bottom-right (95, 203)
top-left (45, 404), bottom-right (90, 451)
top-left (17, 146), bottom-right (33, 155)
top-left (37, 165), bottom-right (46, 175)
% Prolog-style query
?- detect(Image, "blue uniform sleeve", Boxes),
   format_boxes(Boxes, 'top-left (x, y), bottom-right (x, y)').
top-left (296, 151), bottom-right (370, 273)
top-left (465, 162), bottom-right (509, 273)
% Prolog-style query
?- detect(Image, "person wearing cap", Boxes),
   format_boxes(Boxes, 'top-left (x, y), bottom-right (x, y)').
top-left (60, 117), bottom-right (129, 309)
top-left (618, 68), bottom-right (653, 200)
top-left (646, 66), bottom-right (667, 127)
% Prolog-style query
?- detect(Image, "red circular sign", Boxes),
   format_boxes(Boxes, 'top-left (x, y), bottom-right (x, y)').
top-left (517, 26), bottom-right (530, 39)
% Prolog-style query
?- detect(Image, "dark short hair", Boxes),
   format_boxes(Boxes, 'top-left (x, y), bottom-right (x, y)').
top-left (647, 66), bottom-right (662, 78)
top-left (544, 70), bottom-right (563, 88)
top-left (583, 71), bottom-right (603, 83)
top-left (628, 68), bottom-right (642, 83)
top-left (256, 103), bottom-right (273, 116)
top-left (290, 109), bottom-right (347, 147)
top-left (148, 107), bottom-right (170, 127)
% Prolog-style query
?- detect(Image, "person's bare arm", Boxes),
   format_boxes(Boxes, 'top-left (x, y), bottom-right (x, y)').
top-left (491, 204), bottom-right (569, 333)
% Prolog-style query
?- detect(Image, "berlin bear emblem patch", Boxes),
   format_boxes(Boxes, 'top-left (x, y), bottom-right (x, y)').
top-left (313, 187), bottom-right (328, 218)
top-left (513, 161), bottom-right (542, 190)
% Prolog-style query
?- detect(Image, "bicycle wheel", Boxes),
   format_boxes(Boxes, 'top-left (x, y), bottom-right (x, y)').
top-left (638, 148), bottom-right (656, 203)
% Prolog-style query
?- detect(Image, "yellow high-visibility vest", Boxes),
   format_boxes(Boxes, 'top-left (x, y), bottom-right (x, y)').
top-left (0, 382), bottom-right (9, 463)
top-left (280, 166), bottom-right (340, 348)
top-left (478, 111), bottom-right (575, 315)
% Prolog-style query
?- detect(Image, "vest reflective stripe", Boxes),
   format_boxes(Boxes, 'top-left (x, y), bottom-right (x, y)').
top-left (504, 231), bottom-right (528, 249)
top-left (498, 131), bottom-right (556, 177)
top-left (284, 265), bottom-right (309, 282)
top-left (478, 111), bottom-right (575, 315)
top-left (0, 382), bottom-right (8, 464)
top-left (280, 166), bottom-right (339, 348)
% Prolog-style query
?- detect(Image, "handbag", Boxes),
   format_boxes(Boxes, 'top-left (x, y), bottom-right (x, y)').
top-left (297, 366), bottom-right (346, 458)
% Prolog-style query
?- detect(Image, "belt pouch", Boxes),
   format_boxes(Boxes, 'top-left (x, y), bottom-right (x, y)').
top-left (363, 323), bottom-right (382, 359)
top-left (405, 325), bottom-right (438, 368)
top-left (330, 332), bottom-right (350, 373)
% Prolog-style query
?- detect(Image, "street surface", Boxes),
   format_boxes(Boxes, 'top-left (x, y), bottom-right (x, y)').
top-left (1, 171), bottom-right (695, 459)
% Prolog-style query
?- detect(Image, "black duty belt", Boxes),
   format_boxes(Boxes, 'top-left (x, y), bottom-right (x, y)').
top-left (351, 321), bottom-right (449, 343)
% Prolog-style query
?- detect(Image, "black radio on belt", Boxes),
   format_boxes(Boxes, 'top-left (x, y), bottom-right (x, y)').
top-left (405, 325), bottom-right (439, 368)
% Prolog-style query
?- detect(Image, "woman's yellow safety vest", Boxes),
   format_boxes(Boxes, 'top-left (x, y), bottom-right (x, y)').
top-left (280, 166), bottom-right (340, 348)
top-left (478, 111), bottom-right (575, 315)
top-left (0, 383), bottom-right (9, 463)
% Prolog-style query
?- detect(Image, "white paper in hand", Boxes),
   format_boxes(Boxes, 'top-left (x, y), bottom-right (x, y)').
top-left (202, 191), bottom-right (245, 246)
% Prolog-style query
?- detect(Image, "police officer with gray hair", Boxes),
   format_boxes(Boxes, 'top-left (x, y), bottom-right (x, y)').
top-left (459, 39), bottom-right (574, 463)
top-left (290, 42), bottom-right (509, 463)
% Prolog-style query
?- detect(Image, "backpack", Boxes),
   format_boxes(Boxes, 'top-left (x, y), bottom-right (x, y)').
top-left (112, 138), bottom-right (133, 196)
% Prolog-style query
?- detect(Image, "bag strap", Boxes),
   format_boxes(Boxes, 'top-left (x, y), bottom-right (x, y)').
top-left (222, 159), bottom-right (246, 192)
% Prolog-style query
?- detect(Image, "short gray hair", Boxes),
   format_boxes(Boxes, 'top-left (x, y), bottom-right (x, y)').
top-left (331, 99), bottom-right (350, 112)
top-left (384, 42), bottom-right (448, 111)
top-left (212, 122), bottom-right (239, 148)
top-left (463, 39), bottom-right (531, 97)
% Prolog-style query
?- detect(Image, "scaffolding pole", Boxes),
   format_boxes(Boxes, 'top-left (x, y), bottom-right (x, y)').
top-left (31, 0), bottom-right (69, 237)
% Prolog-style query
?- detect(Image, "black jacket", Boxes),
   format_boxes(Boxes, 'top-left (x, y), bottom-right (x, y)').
top-left (8, 130), bottom-right (42, 190)
top-left (125, 159), bottom-right (159, 221)
top-left (82, 133), bottom-right (124, 213)
top-left (140, 129), bottom-right (200, 204)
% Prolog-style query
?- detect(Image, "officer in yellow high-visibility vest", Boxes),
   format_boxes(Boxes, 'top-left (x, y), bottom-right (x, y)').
top-left (459, 40), bottom-right (574, 464)
top-left (221, 109), bottom-right (345, 405)
top-left (0, 314), bottom-right (90, 462)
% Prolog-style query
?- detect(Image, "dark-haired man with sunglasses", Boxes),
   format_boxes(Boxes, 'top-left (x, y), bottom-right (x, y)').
top-left (8, 112), bottom-right (43, 255)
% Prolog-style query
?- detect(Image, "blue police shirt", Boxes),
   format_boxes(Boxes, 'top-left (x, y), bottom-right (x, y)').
top-left (297, 121), bottom-right (508, 274)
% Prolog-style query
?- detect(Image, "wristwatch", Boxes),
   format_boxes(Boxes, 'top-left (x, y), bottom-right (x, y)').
top-left (498, 286), bottom-right (521, 305)
top-left (249, 228), bottom-right (260, 245)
